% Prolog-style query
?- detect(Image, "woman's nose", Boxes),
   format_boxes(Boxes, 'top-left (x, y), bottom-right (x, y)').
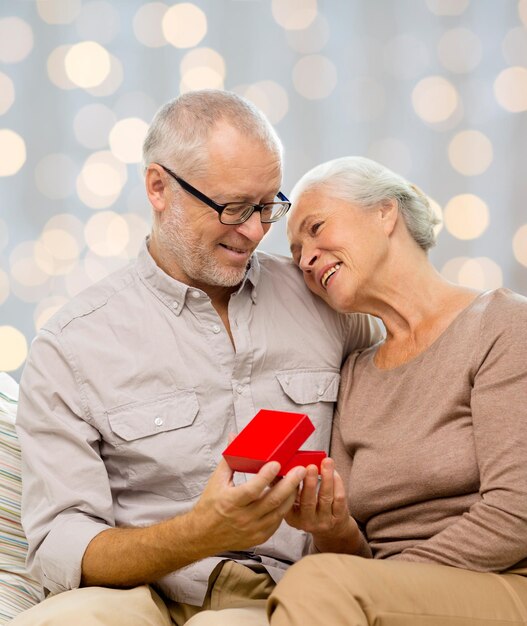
top-left (299, 249), bottom-right (318, 273)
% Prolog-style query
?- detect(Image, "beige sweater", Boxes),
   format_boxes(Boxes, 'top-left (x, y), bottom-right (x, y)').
top-left (333, 288), bottom-right (527, 573)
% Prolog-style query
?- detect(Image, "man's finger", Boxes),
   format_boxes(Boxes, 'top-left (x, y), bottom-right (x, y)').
top-left (233, 461), bottom-right (282, 506)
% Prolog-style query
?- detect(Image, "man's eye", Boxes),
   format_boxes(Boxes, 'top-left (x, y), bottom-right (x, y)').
top-left (309, 222), bottom-right (322, 235)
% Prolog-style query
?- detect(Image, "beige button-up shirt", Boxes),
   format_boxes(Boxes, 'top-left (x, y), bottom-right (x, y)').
top-left (17, 240), bottom-right (380, 605)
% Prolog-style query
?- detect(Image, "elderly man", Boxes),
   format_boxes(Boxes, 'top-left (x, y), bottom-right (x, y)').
top-left (14, 90), bottom-right (380, 626)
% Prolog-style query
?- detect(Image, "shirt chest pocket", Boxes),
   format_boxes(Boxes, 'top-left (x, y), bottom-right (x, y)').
top-left (105, 390), bottom-right (216, 501)
top-left (276, 369), bottom-right (340, 405)
top-left (275, 369), bottom-right (340, 448)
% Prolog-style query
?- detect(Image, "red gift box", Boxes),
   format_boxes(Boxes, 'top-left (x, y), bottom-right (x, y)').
top-left (222, 409), bottom-right (326, 476)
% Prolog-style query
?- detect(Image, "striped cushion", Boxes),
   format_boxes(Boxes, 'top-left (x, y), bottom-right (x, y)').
top-left (0, 373), bottom-right (43, 623)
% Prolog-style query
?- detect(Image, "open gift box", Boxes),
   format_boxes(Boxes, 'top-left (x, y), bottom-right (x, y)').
top-left (222, 409), bottom-right (326, 476)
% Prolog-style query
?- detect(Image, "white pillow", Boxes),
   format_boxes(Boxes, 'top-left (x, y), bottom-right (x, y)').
top-left (0, 373), bottom-right (43, 623)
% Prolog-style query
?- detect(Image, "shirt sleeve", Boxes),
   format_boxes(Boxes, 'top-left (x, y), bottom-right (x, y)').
top-left (16, 329), bottom-right (114, 593)
top-left (391, 292), bottom-right (527, 571)
top-left (342, 313), bottom-right (384, 359)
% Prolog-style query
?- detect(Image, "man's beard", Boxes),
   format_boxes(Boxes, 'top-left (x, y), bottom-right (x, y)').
top-left (159, 204), bottom-right (251, 288)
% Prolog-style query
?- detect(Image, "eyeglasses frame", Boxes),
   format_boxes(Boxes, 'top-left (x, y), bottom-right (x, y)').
top-left (157, 163), bottom-right (291, 225)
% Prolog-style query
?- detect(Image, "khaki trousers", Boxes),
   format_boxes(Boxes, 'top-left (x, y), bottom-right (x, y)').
top-left (267, 554), bottom-right (527, 625)
top-left (10, 561), bottom-right (273, 626)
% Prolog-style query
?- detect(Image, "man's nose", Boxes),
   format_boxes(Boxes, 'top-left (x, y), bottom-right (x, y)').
top-left (235, 211), bottom-right (266, 243)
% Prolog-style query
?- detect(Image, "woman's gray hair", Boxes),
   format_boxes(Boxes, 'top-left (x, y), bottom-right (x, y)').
top-left (142, 89), bottom-right (283, 178)
top-left (291, 156), bottom-right (441, 251)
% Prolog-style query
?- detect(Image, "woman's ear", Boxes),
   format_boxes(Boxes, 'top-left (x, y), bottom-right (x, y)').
top-left (378, 198), bottom-right (398, 237)
top-left (145, 164), bottom-right (169, 214)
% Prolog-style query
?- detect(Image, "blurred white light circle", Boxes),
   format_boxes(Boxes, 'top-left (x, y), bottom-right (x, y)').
top-left (443, 194), bottom-right (489, 240)
top-left (133, 2), bottom-right (169, 47)
top-left (0, 269), bottom-right (9, 306)
top-left (0, 17), bottom-right (34, 64)
top-left (36, 229), bottom-right (80, 276)
top-left (84, 211), bottom-right (130, 257)
top-left (513, 224), bottom-right (527, 267)
top-left (85, 54), bottom-right (124, 97)
top-left (0, 129), bottom-right (26, 176)
top-left (426, 0), bottom-right (469, 15)
top-left (35, 153), bottom-right (77, 199)
top-left (10, 242), bottom-right (50, 287)
top-left (77, 151), bottom-right (128, 209)
top-left (162, 3), bottom-right (207, 48)
top-left (76, 1), bottom-right (120, 44)
top-left (441, 256), bottom-right (470, 283)
top-left (37, 0), bottom-right (81, 24)
top-left (43, 214), bottom-right (85, 252)
top-left (285, 13), bottom-right (329, 54)
top-left (367, 138), bottom-right (412, 178)
top-left (34, 296), bottom-right (69, 331)
top-left (180, 47), bottom-right (225, 76)
top-left (448, 130), bottom-right (493, 176)
top-left (494, 66), bottom-right (527, 113)
top-left (0, 326), bottom-right (28, 372)
top-left (293, 55), bottom-right (337, 100)
top-left (47, 45), bottom-right (76, 90)
top-left (412, 76), bottom-right (459, 124)
top-left (109, 117), bottom-right (149, 164)
top-left (242, 81), bottom-right (289, 125)
top-left (180, 67), bottom-right (224, 92)
top-left (438, 28), bottom-right (482, 74)
top-left (272, 0), bottom-right (317, 30)
top-left (65, 41), bottom-right (111, 88)
top-left (74, 103), bottom-right (116, 149)
top-left (0, 73), bottom-right (15, 115)
top-left (458, 257), bottom-right (503, 290)
top-left (383, 34), bottom-right (430, 80)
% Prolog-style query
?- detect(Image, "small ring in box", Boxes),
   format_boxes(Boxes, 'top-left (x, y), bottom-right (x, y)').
top-left (222, 409), bottom-right (326, 476)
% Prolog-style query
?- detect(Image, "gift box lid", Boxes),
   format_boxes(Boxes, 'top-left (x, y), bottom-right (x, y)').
top-left (222, 409), bottom-right (317, 474)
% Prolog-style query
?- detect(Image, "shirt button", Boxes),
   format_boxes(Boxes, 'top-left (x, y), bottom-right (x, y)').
top-left (172, 301), bottom-right (178, 308)
top-left (191, 290), bottom-right (201, 299)
top-left (236, 385), bottom-right (244, 394)
top-left (154, 416), bottom-right (163, 426)
top-left (317, 387), bottom-right (324, 396)
top-left (212, 324), bottom-right (221, 334)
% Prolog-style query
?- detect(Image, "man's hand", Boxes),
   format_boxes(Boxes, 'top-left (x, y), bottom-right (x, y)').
top-left (284, 457), bottom-right (361, 554)
top-left (82, 458), bottom-right (306, 587)
top-left (191, 458), bottom-right (306, 552)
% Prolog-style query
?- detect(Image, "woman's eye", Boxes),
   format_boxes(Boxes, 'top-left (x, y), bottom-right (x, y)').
top-left (309, 222), bottom-right (322, 235)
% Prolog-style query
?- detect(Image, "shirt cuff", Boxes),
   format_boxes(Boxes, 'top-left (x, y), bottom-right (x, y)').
top-left (32, 516), bottom-right (111, 594)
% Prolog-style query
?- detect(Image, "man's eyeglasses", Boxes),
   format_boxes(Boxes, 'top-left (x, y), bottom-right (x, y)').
top-left (158, 164), bottom-right (291, 225)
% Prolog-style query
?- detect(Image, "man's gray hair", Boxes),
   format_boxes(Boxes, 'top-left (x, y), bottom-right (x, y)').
top-left (143, 89), bottom-right (283, 177)
top-left (291, 156), bottom-right (441, 252)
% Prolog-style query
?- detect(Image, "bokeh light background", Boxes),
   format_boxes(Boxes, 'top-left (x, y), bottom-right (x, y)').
top-left (1, 0), bottom-right (527, 380)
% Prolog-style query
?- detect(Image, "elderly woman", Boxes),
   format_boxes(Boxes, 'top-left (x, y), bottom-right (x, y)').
top-left (267, 157), bottom-right (527, 626)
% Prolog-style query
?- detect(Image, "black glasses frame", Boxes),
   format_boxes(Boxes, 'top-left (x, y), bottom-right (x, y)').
top-left (157, 163), bottom-right (291, 225)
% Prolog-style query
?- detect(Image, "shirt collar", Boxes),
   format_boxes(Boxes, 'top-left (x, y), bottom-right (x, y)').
top-left (136, 237), bottom-right (260, 313)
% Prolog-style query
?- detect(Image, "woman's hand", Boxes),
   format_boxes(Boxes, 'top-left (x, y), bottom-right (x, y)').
top-left (285, 457), bottom-right (361, 554)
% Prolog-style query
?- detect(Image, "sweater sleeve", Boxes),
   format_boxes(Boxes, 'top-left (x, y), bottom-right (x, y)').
top-left (392, 291), bottom-right (527, 571)
top-left (326, 357), bottom-right (372, 559)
